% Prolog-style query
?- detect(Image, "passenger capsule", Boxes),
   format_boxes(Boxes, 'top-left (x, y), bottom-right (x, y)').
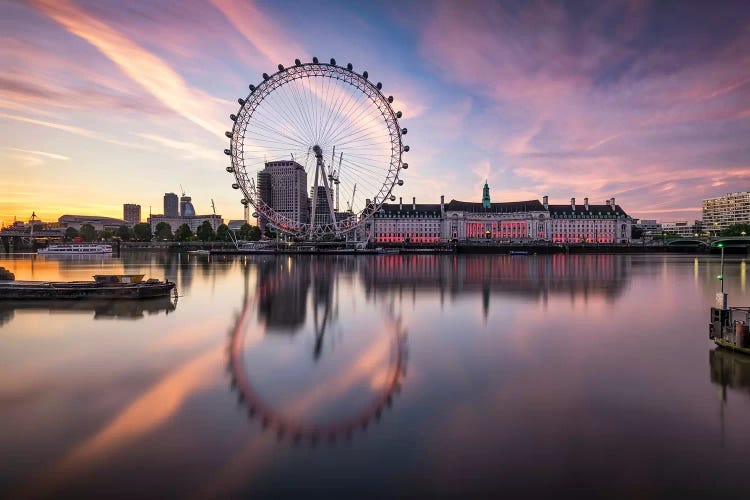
top-left (241, 199), bottom-right (249, 205)
top-left (401, 128), bottom-right (407, 134)
top-left (347, 63), bottom-right (353, 70)
top-left (295, 59), bottom-right (301, 66)
top-left (225, 131), bottom-right (233, 138)
top-left (230, 114), bottom-right (237, 122)
top-left (238, 98), bottom-right (245, 106)
top-left (232, 183), bottom-right (239, 189)
top-left (362, 71), bottom-right (368, 79)
top-left (278, 64), bottom-right (284, 71)
top-left (312, 56), bottom-right (319, 63)
top-left (388, 96), bottom-right (393, 103)
top-left (224, 148), bottom-right (232, 155)
top-left (403, 145), bottom-right (410, 152)
top-left (376, 82), bottom-right (382, 90)
top-left (252, 212), bottom-right (259, 218)
top-left (330, 58), bottom-right (336, 65)
top-left (402, 163), bottom-right (408, 169)
top-left (262, 73), bottom-right (269, 80)
top-left (390, 195), bottom-right (396, 201)
top-left (249, 84), bottom-right (256, 91)
top-left (226, 166), bottom-right (235, 173)
top-left (396, 111), bottom-right (402, 118)
top-left (397, 180), bottom-right (404, 186)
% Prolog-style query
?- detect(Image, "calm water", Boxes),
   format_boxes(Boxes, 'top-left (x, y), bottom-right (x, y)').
top-left (1, 252), bottom-right (750, 498)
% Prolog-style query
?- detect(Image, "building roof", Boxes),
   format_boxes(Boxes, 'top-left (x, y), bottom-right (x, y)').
top-left (446, 199), bottom-right (545, 213)
top-left (375, 203), bottom-right (442, 217)
top-left (58, 215), bottom-right (128, 224)
top-left (547, 204), bottom-right (629, 218)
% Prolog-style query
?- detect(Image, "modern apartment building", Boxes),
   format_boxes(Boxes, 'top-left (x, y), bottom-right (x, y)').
top-left (164, 193), bottom-right (179, 217)
top-left (703, 192), bottom-right (750, 234)
top-left (257, 160), bottom-right (309, 230)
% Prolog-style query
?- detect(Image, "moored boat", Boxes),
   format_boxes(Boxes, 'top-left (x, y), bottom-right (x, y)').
top-left (0, 274), bottom-right (175, 300)
top-left (38, 243), bottom-right (113, 255)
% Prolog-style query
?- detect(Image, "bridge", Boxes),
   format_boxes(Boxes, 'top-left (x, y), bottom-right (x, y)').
top-left (710, 236), bottom-right (750, 248)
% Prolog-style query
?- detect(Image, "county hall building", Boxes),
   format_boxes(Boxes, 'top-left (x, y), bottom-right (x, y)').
top-left (368, 182), bottom-right (632, 244)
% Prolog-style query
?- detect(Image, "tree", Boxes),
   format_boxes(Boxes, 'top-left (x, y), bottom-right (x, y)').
top-left (65, 227), bottom-right (79, 240)
top-left (196, 220), bottom-right (216, 242)
top-left (99, 230), bottom-right (113, 241)
top-left (215, 224), bottom-right (231, 241)
top-left (116, 225), bottom-right (133, 241)
top-left (133, 223), bottom-right (152, 242)
top-left (721, 224), bottom-right (750, 237)
top-left (155, 221), bottom-right (173, 241)
top-left (174, 224), bottom-right (193, 241)
top-left (79, 223), bottom-right (97, 242)
top-left (631, 226), bottom-right (644, 239)
top-left (238, 223), bottom-right (261, 241)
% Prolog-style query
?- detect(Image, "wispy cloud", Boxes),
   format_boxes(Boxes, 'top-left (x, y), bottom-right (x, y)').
top-left (4, 147), bottom-right (70, 161)
top-left (34, 0), bottom-right (227, 137)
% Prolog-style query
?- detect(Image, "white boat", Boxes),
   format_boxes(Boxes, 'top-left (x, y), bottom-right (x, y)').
top-left (38, 243), bottom-right (113, 255)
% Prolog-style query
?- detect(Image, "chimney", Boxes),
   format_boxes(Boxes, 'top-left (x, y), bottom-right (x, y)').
top-left (571, 197), bottom-right (576, 211)
top-left (413, 197), bottom-right (416, 210)
top-left (440, 195), bottom-right (445, 217)
top-left (399, 197), bottom-right (402, 210)
top-left (543, 195), bottom-right (548, 209)
top-left (611, 197), bottom-right (616, 208)
top-left (584, 197), bottom-right (589, 211)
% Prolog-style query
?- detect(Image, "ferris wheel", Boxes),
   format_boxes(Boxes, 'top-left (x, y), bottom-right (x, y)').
top-left (224, 58), bottom-right (409, 239)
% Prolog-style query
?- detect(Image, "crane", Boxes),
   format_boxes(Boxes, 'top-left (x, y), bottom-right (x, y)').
top-left (347, 183), bottom-right (357, 212)
top-left (179, 184), bottom-right (185, 197)
top-left (211, 198), bottom-right (217, 230)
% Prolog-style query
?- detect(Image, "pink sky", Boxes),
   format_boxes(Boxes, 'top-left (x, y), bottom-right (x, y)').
top-left (1, 0), bottom-right (749, 224)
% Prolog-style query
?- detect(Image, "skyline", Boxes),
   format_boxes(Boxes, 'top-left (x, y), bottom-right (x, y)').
top-left (1, 0), bottom-right (749, 224)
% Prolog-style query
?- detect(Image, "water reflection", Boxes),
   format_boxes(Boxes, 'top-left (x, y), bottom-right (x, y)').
top-left (710, 347), bottom-right (750, 400)
top-left (229, 256), bottom-right (407, 444)
top-left (0, 297), bottom-right (176, 328)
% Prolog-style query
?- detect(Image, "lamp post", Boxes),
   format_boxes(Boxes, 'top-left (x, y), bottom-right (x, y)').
top-left (718, 242), bottom-right (725, 294)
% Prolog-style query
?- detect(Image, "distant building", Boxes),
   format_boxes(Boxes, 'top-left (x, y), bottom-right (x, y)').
top-left (227, 220), bottom-right (246, 231)
top-left (703, 192), bottom-right (750, 234)
top-left (180, 195), bottom-right (195, 217)
top-left (147, 214), bottom-right (223, 233)
top-left (661, 220), bottom-right (702, 237)
top-left (123, 204), bottom-right (141, 224)
top-left (257, 160), bottom-right (309, 231)
top-left (149, 191), bottom-right (222, 233)
top-left (58, 215), bottom-right (129, 231)
top-left (164, 193), bottom-right (179, 217)
top-left (635, 219), bottom-right (661, 236)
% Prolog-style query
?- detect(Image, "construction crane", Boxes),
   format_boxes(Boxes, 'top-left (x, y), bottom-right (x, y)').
top-left (347, 184), bottom-right (357, 212)
top-left (179, 184), bottom-right (185, 197)
top-left (211, 199), bottom-right (217, 230)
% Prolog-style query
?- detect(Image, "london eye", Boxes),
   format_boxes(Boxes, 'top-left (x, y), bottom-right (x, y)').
top-left (224, 58), bottom-right (408, 239)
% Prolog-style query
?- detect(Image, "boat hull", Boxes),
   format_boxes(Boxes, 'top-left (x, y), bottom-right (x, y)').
top-left (714, 338), bottom-right (750, 356)
top-left (0, 280), bottom-right (175, 300)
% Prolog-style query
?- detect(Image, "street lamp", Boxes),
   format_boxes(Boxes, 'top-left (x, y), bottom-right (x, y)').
top-left (717, 242), bottom-right (725, 294)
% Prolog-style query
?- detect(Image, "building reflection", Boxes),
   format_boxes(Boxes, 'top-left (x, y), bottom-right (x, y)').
top-left (228, 255), bottom-right (407, 444)
top-left (360, 254), bottom-right (630, 317)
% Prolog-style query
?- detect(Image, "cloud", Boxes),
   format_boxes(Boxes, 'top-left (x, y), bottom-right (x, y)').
top-left (33, 0), bottom-right (227, 137)
top-left (4, 147), bottom-right (70, 161)
top-left (137, 133), bottom-right (219, 161)
top-left (210, 0), bottom-right (307, 66)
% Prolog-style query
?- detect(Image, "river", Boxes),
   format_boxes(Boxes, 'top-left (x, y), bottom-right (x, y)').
top-left (1, 253), bottom-right (749, 497)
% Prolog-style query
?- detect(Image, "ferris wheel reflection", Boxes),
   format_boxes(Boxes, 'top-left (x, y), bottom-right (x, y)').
top-left (227, 256), bottom-right (408, 445)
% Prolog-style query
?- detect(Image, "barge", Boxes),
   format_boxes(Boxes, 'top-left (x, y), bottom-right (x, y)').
top-left (0, 274), bottom-right (175, 300)
top-left (709, 305), bottom-right (750, 355)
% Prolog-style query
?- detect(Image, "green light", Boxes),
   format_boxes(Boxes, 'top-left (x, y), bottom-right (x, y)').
top-left (717, 243), bottom-right (724, 248)
top-left (717, 274), bottom-right (724, 280)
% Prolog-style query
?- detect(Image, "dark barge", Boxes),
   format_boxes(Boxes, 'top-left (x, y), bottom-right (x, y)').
top-left (0, 274), bottom-right (176, 300)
